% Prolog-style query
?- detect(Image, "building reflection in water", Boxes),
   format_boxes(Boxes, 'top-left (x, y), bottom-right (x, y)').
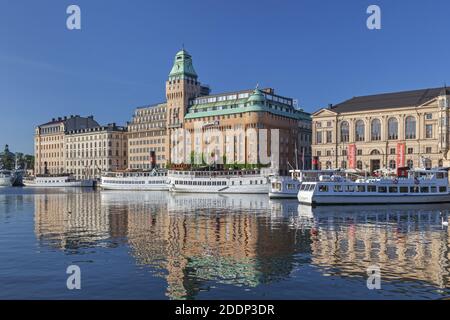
top-left (33, 190), bottom-right (450, 298)
top-left (297, 204), bottom-right (450, 290)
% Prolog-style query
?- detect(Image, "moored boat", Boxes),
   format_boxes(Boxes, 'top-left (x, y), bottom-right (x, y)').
top-left (23, 174), bottom-right (94, 188)
top-left (298, 167), bottom-right (450, 206)
top-left (100, 170), bottom-right (169, 191)
top-left (168, 169), bottom-right (271, 194)
top-left (269, 169), bottom-right (341, 198)
top-left (0, 169), bottom-right (14, 187)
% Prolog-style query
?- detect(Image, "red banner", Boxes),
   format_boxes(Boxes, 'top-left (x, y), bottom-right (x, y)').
top-left (347, 144), bottom-right (356, 169)
top-left (396, 143), bottom-right (405, 167)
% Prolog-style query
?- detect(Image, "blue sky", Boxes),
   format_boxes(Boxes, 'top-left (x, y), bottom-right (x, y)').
top-left (2, 0), bottom-right (450, 154)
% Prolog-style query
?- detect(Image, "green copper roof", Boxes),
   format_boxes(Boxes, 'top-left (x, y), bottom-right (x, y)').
top-left (247, 88), bottom-right (266, 103)
top-left (169, 49), bottom-right (198, 78)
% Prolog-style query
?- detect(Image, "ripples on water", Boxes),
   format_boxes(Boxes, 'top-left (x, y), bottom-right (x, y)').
top-left (0, 187), bottom-right (449, 299)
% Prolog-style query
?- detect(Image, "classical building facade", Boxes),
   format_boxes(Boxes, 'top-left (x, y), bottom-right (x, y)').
top-left (312, 87), bottom-right (450, 172)
top-left (34, 115), bottom-right (99, 175)
top-left (127, 103), bottom-right (167, 169)
top-left (127, 49), bottom-right (312, 173)
top-left (65, 123), bottom-right (128, 179)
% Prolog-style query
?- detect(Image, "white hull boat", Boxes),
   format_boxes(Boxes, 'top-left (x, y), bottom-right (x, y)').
top-left (23, 175), bottom-right (94, 188)
top-left (100, 170), bottom-right (168, 191)
top-left (168, 169), bottom-right (270, 194)
top-left (298, 167), bottom-right (450, 206)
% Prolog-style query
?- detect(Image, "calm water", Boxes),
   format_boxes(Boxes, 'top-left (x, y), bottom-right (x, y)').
top-left (0, 187), bottom-right (449, 300)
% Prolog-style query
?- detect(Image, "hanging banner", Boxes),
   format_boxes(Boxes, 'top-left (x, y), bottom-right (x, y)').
top-left (396, 143), bottom-right (406, 167)
top-left (347, 144), bottom-right (356, 169)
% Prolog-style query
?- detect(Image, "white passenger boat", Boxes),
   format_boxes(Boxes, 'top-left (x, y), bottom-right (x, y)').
top-left (23, 174), bottom-right (94, 188)
top-left (100, 170), bottom-right (169, 191)
top-left (168, 169), bottom-right (270, 194)
top-left (269, 169), bottom-right (341, 198)
top-left (0, 169), bottom-right (14, 187)
top-left (298, 167), bottom-right (450, 206)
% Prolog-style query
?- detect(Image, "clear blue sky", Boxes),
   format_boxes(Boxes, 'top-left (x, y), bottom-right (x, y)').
top-left (2, 0), bottom-right (450, 154)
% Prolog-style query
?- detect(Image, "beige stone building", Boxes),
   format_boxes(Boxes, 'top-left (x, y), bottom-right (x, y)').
top-left (127, 103), bottom-right (167, 169)
top-left (127, 49), bottom-right (312, 173)
top-left (65, 123), bottom-right (128, 179)
top-left (312, 87), bottom-right (450, 172)
top-left (34, 115), bottom-right (99, 175)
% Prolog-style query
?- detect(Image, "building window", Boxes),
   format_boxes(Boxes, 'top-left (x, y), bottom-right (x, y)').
top-left (425, 124), bottom-right (433, 138)
top-left (341, 160), bottom-right (347, 169)
top-left (424, 158), bottom-right (432, 169)
top-left (407, 147), bottom-right (414, 154)
top-left (355, 120), bottom-right (365, 141)
top-left (317, 151), bottom-right (321, 156)
top-left (388, 118), bottom-right (398, 140)
top-left (326, 150), bottom-right (331, 156)
top-left (326, 161), bottom-right (332, 169)
top-left (326, 131), bottom-right (332, 143)
top-left (371, 119), bottom-right (381, 141)
top-left (390, 148), bottom-right (396, 155)
top-left (370, 149), bottom-right (381, 155)
top-left (425, 113), bottom-right (432, 120)
top-left (356, 160), bottom-right (363, 170)
top-left (342, 149), bottom-right (347, 156)
top-left (357, 149), bottom-right (362, 156)
top-left (316, 131), bottom-right (322, 144)
top-left (407, 159), bottom-right (414, 168)
top-left (340, 121), bottom-right (349, 142)
top-left (405, 116), bottom-right (416, 139)
top-left (425, 147), bottom-right (432, 153)
top-left (389, 160), bottom-right (396, 169)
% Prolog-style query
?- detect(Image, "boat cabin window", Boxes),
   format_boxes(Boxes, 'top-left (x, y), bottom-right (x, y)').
top-left (378, 186), bottom-right (387, 193)
top-left (420, 186), bottom-right (429, 193)
top-left (367, 185), bottom-right (376, 192)
top-left (345, 185), bottom-right (354, 192)
top-left (389, 186), bottom-right (398, 193)
top-left (318, 185), bottom-right (328, 192)
top-left (410, 186), bottom-right (419, 193)
top-left (431, 186), bottom-right (437, 193)
top-left (439, 186), bottom-right (447, 193)
top-left (357, 185), bottom-right (365, 192)
top-left (333, 185), bottom-right (343, 192)
top-left (399, 186), bottom-right (408, 193)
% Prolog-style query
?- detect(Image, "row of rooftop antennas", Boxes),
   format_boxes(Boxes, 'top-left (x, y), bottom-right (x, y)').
top-left (51, 115), bottom-right (95, 122)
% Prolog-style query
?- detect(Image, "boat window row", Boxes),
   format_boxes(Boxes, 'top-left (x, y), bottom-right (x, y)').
top-left (103, 180), bottom-right (166, 184)
top-left (309, 184), bottom-right (448, 194)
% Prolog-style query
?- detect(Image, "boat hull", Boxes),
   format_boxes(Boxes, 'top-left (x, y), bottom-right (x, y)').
top-left (299, 193), bottom-right (450, 205)
top-left (23, 180), bottom-right (94, 188)
top-left (169, 184), bottom-right (269, 194)
top-left (100, 183), bottom-right (168, 191)
top-left (0, 177), bottom-right (13, 187)
top-left (269, 191), bottom-right (298, 199)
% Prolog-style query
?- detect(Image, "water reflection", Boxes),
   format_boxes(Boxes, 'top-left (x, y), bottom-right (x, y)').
top-left (32, 190), bottom-right (450, 299)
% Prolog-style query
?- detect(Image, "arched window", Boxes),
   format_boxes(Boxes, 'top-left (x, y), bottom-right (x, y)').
top-left (388, 118), bottom-right (398, 140)
top-left (356, 160), bottom-right (363, 170)
top-left (340, 121), bottom-right (349, 142)
top-left (370, 149), bottom-right (381, 155)
top-left (407, 159), bottom-right (414, 168)
top-left (326, 161), bottom-right (332, 169)
top-left (424, 158), bottom-right (432, 169)
top-left (355, 120), bottom-right (365, 141)
top-left (371, 119), bottom-right (381, 141)
top-left (405, 116), bottom-right (416, 139)
top-left (389, 160), bottom-right (396, 169)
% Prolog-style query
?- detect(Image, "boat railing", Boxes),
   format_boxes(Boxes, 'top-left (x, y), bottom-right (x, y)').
top-left (167, 169), bottom-right (263, 178)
